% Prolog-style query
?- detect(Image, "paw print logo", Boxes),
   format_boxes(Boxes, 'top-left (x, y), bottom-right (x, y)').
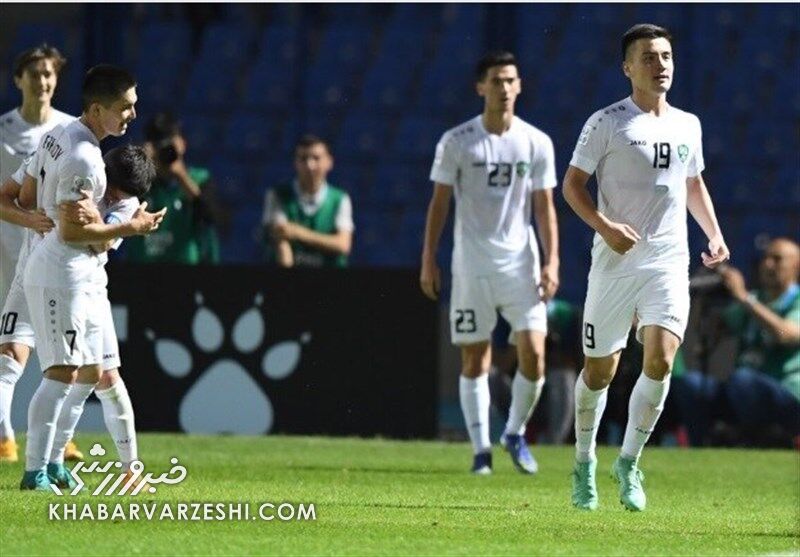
top-left (146, 292), bottom-right (311, 434)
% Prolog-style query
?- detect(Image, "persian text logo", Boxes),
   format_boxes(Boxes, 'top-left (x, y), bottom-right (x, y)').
top-left (51, 443), bottom-right (187, 496)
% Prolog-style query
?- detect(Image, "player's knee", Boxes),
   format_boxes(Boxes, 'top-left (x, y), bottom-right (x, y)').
top-left (76, 365), bottom-right (102, 385)
top-left (97, 369), bottom-right (119, 389)
top-left (460, 345), bottom-right (491, 377)
top-left (0, 343), bottom-right (28, 366)
top-left (0, 353), bottom-right (24, 385)
top-left (643, 353), bottom-right (674, 378)
top-left (518, 350), bottom-right (545, 380)
top-left (583, 358), bottom-right (617, 389)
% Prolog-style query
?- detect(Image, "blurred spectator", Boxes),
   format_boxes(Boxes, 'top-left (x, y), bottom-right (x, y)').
top-left (262, 134), bottom-right (354, 268)
top-left (674, 237), bottom-right (800, 446)
top-left (126, 112), bottom-right (223, 264)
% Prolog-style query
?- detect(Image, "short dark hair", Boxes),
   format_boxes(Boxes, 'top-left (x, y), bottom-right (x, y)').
top-left (475, 51), bottom-right (518, 82)
top-left (621, 24), bottom-right (673, 60)
top-left (13, 43), bottom-right (67, 78)
top-left (144, 112), bottom-right (182, 143)
top-left (294, 134), bottom-right (331, 155)
top-left (104, 144), bottom-right (156, 199)
top-left (82, 64), bottom-right (137, 111)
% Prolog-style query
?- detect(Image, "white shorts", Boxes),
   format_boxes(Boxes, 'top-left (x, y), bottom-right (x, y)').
top-left (1, 281), bottom-right (120, 371)
top-left (450, 267), bottom-right (547, 345)
top-left (25, 285), bottom-right (104, 371)
top-left (0, 279), bottom-right (36, 348)
top-left (99, 297), bottom-right (121, 371)
top-left (582, 268), bottom-right (690, 357)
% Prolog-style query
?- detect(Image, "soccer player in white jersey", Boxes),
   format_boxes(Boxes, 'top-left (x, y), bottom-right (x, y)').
top-left (44, 144), bottom-right (156, 489)
top-left (19, 65), bottom-right (164, 490)
top-left (0, 45), bottom-right (75, 462)
top-left (563, 24), bottom-right (729, 511)
top-left (420, 52), bottom-right (560, 475)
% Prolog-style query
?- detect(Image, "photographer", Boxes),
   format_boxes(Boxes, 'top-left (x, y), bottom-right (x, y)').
top-left (675, 238), bottom-right (800, 446)
top-left (126, 112), bottom-right (222, 264)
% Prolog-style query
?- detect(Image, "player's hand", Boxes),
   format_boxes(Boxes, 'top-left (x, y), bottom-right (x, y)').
top-left (59, 191), bottom-right (101, 226)
top-left (702, 235), bottom-right (730, 269)
top-left (130, 202), bottom-right (167, 234)
top-left (539, 262), bottom-right (560, 301)
top-left (600, 221), bottom-right (640, 255)
top-left (718, 264), bottom-right (748, 302)
top-left (28, 208), bottom-right (55, 236)
top-left (420, 258), bottom-right (441, 301)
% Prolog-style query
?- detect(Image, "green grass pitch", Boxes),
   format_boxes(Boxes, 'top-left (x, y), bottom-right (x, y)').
top-left (1, 434), bottom-right (798, 556)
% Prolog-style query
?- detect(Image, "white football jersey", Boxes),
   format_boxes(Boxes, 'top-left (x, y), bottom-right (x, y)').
top-left (430, 115), bottom-right (557, 277)
top-left (23, 119), bottom-right (107, 290)
top-left (91, 195), bottom-right (140, 288)
top-left (570, 96), bottom-right (704, 277)
top-left (0, 108), bottom-right (74, 303)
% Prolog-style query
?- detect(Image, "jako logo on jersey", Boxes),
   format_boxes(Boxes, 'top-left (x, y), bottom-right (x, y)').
top-left (146, 292), bottom-right (311, 435)
top-left (629, 140), bottom-right (647, 146)
top-left (677, 144), bottom-right (689, 162)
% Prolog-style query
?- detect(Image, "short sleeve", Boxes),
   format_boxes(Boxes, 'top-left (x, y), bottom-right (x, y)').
top-left (531, 133), bottom-right (557, 190)
top-left (429, 132), bottom-right (459, 187)
top-left (55, 145), bottom-right (102, 204)
top-left (687, 116), bottom-right (705, 178)
top-left (11, 158), bottom-right (30, 184)
top-left (102, 198), bottom-right (139, 251)
top-left (569, 110), bottom-right (612, 175)
top-left (335, 194), bottom-right (355, 232)
top-left (262, 189), bottom-right (286, 226)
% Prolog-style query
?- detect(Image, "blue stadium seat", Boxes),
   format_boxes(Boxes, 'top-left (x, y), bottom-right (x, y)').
top-left (392, 117), bottom-right (449, 160)
top-left (223, 112), bottom-right (280, 159)
top-left (335, 114), bottom-right (389, 161)
top-left (196, 23), bottom-right (253, 68)
top-left (180, 115), bottom-right (226, 158)
top-left (209, 158), bottom-right (254, 208)
top-left (221, 205), bottom-right (263, 263)
top-left (243, 26), bottom-right (297, 109)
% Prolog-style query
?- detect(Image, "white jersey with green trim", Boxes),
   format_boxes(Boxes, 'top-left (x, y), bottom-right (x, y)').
top-left (23, 119), bottom-right (107, 290)
top-left (0, 107), bottom-right (74, 303)
top-left (430, 115), bottom-right (557, 277)
top-left (570, 96), bottom-right (705, 277)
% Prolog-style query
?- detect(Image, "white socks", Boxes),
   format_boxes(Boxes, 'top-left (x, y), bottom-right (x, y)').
top-left (50, 383), bottom-right (95, 464)
top-left (459, 375), bottom-right (491, 455)
top-left (0, 354), bottom-right (23, 441)
top-left (504, 373), bottom-right (545, 437)
top-left (96, 380), bottom-right (138, 466)
top-left (574, 370), bottom-right (608, 463)
top-left (621, 373), bottom-right (671, 460)
top-left (25, 378), bottom-right (71, 471)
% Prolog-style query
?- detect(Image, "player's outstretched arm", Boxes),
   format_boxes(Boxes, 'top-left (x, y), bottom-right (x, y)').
top-left (686, 174), bottom-right (729, 268)
top-left (562, 165), bottom-right (640, 255)
top-left (0, 175), bottom-right (54, 234)
top-left (420, 183), bottom-right (452, 300)
top-left (59, 201), bottom-right (166, 244)
top-left (533, 188), bottom-right (560, 300)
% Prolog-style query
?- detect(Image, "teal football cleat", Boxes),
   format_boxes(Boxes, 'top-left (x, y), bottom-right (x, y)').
top-left (611, 456), bottom-right (646, 511)
top-left (20, 469), bottom-right (51, 491)
top-left (571, 459), bottom-right (599, 510)
top-left (47, 462), bottom-right (78, 491)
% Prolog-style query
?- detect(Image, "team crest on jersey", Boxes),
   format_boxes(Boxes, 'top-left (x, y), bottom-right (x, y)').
top-left (677, 144), bottom-right (689, 163)
top-left (516, 161), bottom-right (530, 176)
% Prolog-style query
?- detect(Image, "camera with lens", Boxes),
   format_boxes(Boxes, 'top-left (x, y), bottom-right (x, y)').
top-left (152, 137), bottom-right (179, 166)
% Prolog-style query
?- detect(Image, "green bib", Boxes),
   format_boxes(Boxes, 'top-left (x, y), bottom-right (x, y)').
top-left (271, 184), bottom-right (348, 268)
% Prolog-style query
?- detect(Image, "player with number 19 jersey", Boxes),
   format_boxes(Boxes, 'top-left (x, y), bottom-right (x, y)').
top-left (571, 96), bottom-right (704, 356)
